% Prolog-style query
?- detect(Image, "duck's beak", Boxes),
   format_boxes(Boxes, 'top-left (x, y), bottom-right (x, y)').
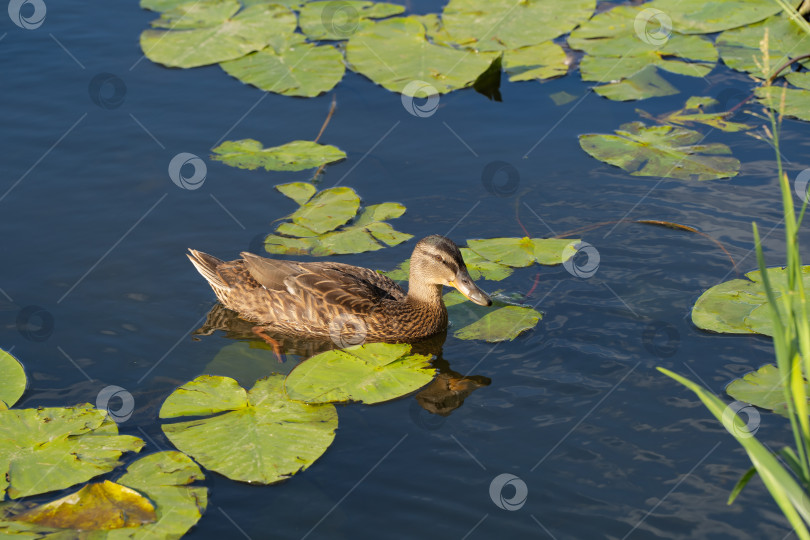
top-left (449, 268), bottom-right (492, 306)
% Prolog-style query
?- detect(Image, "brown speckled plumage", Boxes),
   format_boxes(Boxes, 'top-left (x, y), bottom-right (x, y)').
top-left (187, 235), bottom-right (492, 342)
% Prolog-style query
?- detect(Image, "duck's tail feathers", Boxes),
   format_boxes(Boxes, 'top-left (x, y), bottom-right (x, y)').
top-left (187, 249), bottom-right (229, 289)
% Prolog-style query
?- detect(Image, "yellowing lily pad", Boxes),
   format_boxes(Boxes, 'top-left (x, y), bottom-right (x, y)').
top-left (503, 42), bottom-right (569, 82)
top-left (466, 237), bottom-right (580, 267)
top-left (150, 0), bottom-right (240, 29)
top-left (160, 374), bottom-right (337, 484)
top-left (0, 349), bottom-right (25, 409)
top-left (726, 363), bottom-right (808, 417)
top-left (211, 139), bottom-right (346, 172)
top-left (284, 343), bottom-right (436, 404)
top-left (637, 96), bottom-right (752, 132)
top-left (276, 182), bottom-right (317, 206)
top-left (579, 121), bottom-right (740, 181)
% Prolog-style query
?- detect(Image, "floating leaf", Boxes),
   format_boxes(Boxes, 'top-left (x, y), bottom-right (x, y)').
top-left (289, 186), bottom-right (360, 234)
top-left (310, 227), bottom-right (383, 256)
top-left (756, 86), bottom-right (810, 123)
top-left (299, 0), bottom-right (405, 40)
top-left (264, 235), bottom-right (316, 255)
top-left (440, 0), bottom-right (595, 51)
top-left (645, 0), bottom-right (781, 34)
top-left (0, 405), bottom-right (144, 499)
top-left (221, 34), bottom-right (345, 97)
top-left (211, 139), bottom-right (346, 172)
top-left (276, 182), bottom-right (317, 206)
top-left (204, 342), bottom-right (296, 389)
top-left (140, 4), bottom-right (297, 68)
top-left (161, 375), bottom-right (337, 484)
top-left (284, 343), bottom-right (436, 404)
top-left (638, 96), bottom-right (751, 132)
top-left (0, 350), bottom-right (25, 409)
top-left (550, 91), bottom-right (578, 106)
top-left (692, 266), bottom-right (810, 335)
top-left (345, 17), bottom-right (496, 94)
top-left (717, 14), bottom-right (810, 78)
top-left (150, 0), bottom-right (239, 29)
top-left (454, 305), bottom-right (542, 342)
top-left (503, 42), bottom-right (569, 82)
top-left (466, 237), bottom-right (579, 267)
top-left (460, 248), bottom-right (513, 281)
top-left (10, 480), bottom-right (155, 530)
top-left (594, 65), bottom-right (679, 102)
top-left (726, 364), bottom-right (809, 417)
top-left (579, 121), bottom-right (740, 181)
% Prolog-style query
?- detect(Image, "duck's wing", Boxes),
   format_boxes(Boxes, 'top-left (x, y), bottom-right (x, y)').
top-left (239, 252), bottom-right (405, 315)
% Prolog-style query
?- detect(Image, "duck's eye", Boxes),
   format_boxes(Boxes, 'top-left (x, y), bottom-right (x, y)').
top-left (433, 254), bottom-right (443, 263)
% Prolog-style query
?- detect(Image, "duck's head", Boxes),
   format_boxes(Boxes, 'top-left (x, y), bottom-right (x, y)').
top-left (409, 235), bottom-right (492, 306)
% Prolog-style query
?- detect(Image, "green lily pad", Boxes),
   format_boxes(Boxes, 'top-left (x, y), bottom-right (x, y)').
top-left (786, 72), bottom-right (810, 90)
top-left (503, 42), bottom-right (569, 82)
top-left (160, 375), bottom-right (337, 484)
top-left (0, 405), bottom-right (144, 499)
top-left (345, 17), bottom-right (496, 94)
top-left (276, 182), bottom-right (317, 206)
top-left (645, 0), bottom-right (781, 34)
top-left (299, 0), bottom-right (405, 40)
top-left (284, 343), bottom-right (436, 405)
top-left (454, 305), bottom-right (542, 342)
top-left (726, 363), bottom-right (808, 417)
top-left (310, 227), bottom-right (383, 256)
top-left (264, 235), bottom-right (317, 255)
top-left (211, 139), bottom-right (346, 172)
top-left (140, 4), bottom-right (297, 68)
top-left (150, 0), bottom-right (239, 29)
top-left (466, 237), bottom-right (580, 267)
top-left (550, 91), bottom-right (578, 106)
top-left (440, 0), bottom-right (595, 52)
top-left (593, 65), bottom-right (679, 102)
top-left (756, 86), bottom-right (810, 123)
top-left (637, 96), bottom-right (752, 132)
top-left (0, 349), bottom-right (25, 409)
top-left (220, 34), bottom-right (345, 97)
top-left (460, 248), bottom-right (514, 281)
top-left (717, 14), bottom-right (810, 78)
top-left (579, 121), bottom-right (740, 181)
top-left (692, 266), bottom-right (810, 335)
top-left (289, 186), bottom-right (360, 234)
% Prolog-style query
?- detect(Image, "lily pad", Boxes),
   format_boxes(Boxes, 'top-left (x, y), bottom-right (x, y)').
top-left (726, 363), bottom-right (808, 417)
top-left (211, 139), bottom-right (346, 172)
top-left (756, 86), bottom-right (810, 123)
top-left (289, 186), bottom-right (360, 234)
top-left (503, 42), bottom-right (569, 82)
top-left (299, 1), bottom-right (405, 40)
top-left (579, 121), bottom-right (740, 181)
top-left (160, 375), bottom-right (337, 484)
top-left (717, 14), bottom-right (810, 77)
top-left (637, 96), bottom-right (752, 132)
top-left (460, 248), bottom-right (514, 281)
top-left (276, 182), bottom-right (317, 206)
top-left (692, 266), bottom-right (810, 335)
top-left (0, 349), bottom-right (25, 409)
top-left (140, 4), bottom-right (297, 68)
top-left (345, 17), bottom-right (496, 94)
top-left (466, 237), bottom-right (580, 267)
top-left (150, 0), bottom-right (240, 30)
top-left (593, 65), bottom-right (679, 102)
top-left (284, 343), bottom-right (436, 405)
top-left (440, 0), bottom-right (595, 52)
top-left (0, 405), bottom-right (144, 499)
top-left (645, 0), bottom-right (781, 34)
top-left (220, 34), bottom-right (345, 97)
top-left (454, 305), bottom-right (542, 342)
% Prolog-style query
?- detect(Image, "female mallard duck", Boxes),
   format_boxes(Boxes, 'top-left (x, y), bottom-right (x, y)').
top-left (187, 235), bottom-right (491, 344)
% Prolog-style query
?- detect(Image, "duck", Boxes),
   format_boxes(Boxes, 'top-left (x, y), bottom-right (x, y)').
top-left (187, 235), bottom-right (492, 347)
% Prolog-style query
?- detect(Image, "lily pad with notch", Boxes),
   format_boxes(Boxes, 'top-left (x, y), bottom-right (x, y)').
top-left (211, 139), bottom-right (346, 172)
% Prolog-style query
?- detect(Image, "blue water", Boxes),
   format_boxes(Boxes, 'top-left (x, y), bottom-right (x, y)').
top-left (3, 1), bottom-right (810, 539)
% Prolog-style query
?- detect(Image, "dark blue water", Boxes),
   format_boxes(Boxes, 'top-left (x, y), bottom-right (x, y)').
top-left (3, 2), bottom-right (810, 538)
